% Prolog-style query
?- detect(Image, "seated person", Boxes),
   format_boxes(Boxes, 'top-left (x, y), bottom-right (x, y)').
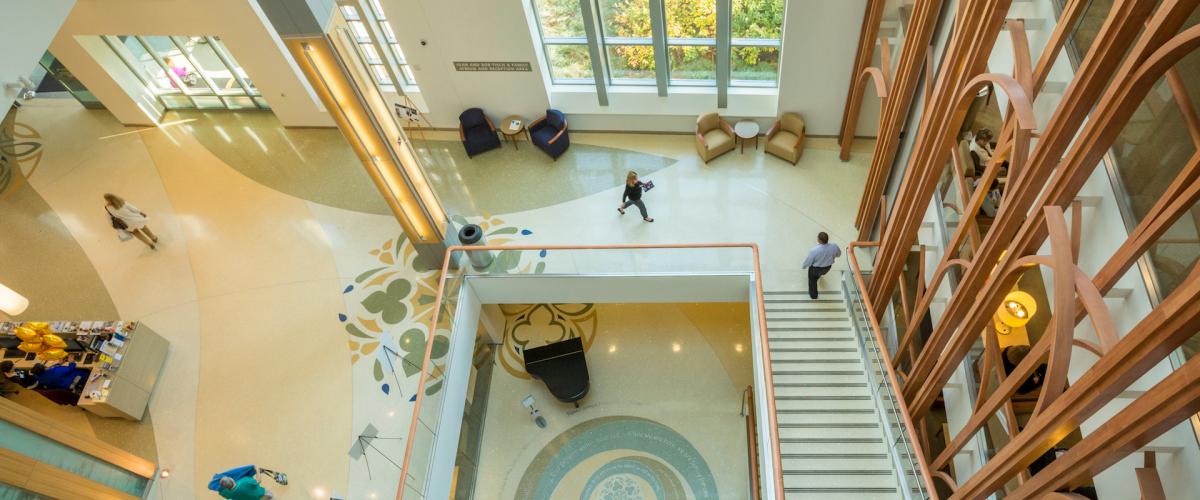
top-left (1001, 345), bottom-right (1047, 395)
top-left (1, 360), bottom-right (38, 390)
top-left (30, 361), bottom-right (89, 391)
top-left (970, 128), bottom-right (1010, 173)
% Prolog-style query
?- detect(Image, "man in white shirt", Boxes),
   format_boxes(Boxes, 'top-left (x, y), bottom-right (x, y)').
top-left (802, 232), bottom-right (842, 299)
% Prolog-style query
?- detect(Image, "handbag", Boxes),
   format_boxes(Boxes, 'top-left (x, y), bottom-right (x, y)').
top-left (107, 206), bottom-right (128, 230)
top-left (117, 229), bottom-right (134, 242)
top-left (642, 180), bottom-right (655, 191)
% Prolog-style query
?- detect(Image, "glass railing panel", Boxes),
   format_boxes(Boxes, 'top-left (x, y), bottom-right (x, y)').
top-left (453, 245), bottom-right (758, 278)
top-left (401, 251), bottom-right (469, 499)
top-left (0, 484), bottom-right (51, 500)
top-left (842, 268), bottom-right (931, 499)
top-left (0, 420), bottom-right (149, 496)
top-left (400, 245), bottom-right (774, 498)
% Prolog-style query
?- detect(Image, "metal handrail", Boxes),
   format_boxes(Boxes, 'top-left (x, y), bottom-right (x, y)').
top-left (847, 241), bottom-right (939, 498)
top-left (844, 274), bottom-right (927, 499)
top-left (395, 243), bottom-right (784, 499)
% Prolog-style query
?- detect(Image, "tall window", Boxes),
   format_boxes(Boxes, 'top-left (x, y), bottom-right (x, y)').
top-left (598, 0), bottom-right (655, 84)
top-left (529, 0), bottom-right (784, 91)
top-left (532, 0), bottom-right (595, 83)
top-left (665, 0), bottom-right (717, 85)
top-left (730, 0), bottom-right (783, 86)
top-left (340, 0), bottom-right (418, 92)
top-left (101, 35), bottom-right (266, 110)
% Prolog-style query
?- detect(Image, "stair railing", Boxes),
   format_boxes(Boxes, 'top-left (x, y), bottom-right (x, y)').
top-left (843, 242), bottom-right (938, 499)
top-left (742, 385), bottom-right (761, 499)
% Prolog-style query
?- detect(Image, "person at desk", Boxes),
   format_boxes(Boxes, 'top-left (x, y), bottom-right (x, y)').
top-left (29, 361), bottom-right (89, 391)
top-left (1, 360), bottom-right (38, 389)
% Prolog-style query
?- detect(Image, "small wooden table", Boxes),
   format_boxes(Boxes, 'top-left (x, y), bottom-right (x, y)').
top-left (734, 120), bottom-right (760, 153)
top-left (500, 115), bottom-right (526, 149)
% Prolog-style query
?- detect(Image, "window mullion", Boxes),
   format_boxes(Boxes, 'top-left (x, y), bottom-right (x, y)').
top-left (716, 0), bottom-right (730, 108)
top-left (579, 0), bottom-right (608, 105)
top-left (649, 0), bottom-right (669, 96)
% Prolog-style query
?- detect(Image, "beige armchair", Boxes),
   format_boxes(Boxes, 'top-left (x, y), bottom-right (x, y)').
top-left (765, 112), bottom-right (807, 164)
top-left (695, 112), bottom-right (736, 163)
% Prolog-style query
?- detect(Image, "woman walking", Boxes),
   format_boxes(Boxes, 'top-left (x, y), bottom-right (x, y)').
top-left (104, 193), bottom-right (158, 250)
top-left (617, 171), bottom-right (654, 222)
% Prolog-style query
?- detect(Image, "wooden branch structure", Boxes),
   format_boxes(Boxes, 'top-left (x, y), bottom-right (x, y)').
top-left (840, 0), bottom-right (1200, 497)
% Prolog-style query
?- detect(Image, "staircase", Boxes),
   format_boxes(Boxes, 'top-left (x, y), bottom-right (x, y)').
top-left (765, 286), bottom-right (902, 499)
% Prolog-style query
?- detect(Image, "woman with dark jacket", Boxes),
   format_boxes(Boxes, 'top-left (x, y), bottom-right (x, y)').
top-left (617, 170), bottom-right (654, 222)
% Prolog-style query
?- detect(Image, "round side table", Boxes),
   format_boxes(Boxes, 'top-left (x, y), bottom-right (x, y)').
top-left (500, 115), bottom-right (526, 149)
top-left (734, 120), bottom-right (760, 153)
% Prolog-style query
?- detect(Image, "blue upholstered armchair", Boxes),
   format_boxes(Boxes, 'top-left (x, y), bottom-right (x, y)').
top-left (529, 109), bottom-right (569, 159)
top-left (458, 108), bottom-right (501, 157)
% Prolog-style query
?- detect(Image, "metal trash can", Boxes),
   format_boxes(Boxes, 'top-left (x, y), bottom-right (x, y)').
top-left (458, 224), bottom-right (494, 269)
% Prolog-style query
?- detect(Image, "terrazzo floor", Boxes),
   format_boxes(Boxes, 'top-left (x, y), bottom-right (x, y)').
top-left (0, 98), bottom-right (872, 499)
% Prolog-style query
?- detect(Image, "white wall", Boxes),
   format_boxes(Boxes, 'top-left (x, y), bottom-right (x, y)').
top-left (47, 0), bottom-right (333, 127)
top-left (776, 0), bottom-right (869, 136)
top-left (0, 0), bottom-right (75, 113)
top-left (384, 0), bottom-right (869, 135)
top-left (383, 0), bottom-right (552, 128)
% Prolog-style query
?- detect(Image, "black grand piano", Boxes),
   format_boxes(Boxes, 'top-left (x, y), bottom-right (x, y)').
top-left (523, 337), bottom-right (590, 407)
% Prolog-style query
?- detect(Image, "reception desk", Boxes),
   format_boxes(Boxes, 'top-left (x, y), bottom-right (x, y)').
top-left (0, 321), bottom-right (168, 421)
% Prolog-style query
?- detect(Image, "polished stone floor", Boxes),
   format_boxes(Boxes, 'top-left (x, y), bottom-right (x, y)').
top-left (0, 98), bottom-right (872, 499)
top-left (475, 302), bottom-right (752, 499)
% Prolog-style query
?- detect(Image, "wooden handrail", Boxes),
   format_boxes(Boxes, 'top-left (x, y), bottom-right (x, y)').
top-left (847, 241), bottom-right (939, 498)
top-left (396, 243), bottom-right (784, 499)
top-left (0, 397), bottom-right (156, 479)
top-left (744, 385), bottom-right (761, 499)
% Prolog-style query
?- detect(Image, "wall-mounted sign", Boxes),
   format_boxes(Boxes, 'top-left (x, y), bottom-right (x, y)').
top-left (453, 61), bottom-right (532, 72)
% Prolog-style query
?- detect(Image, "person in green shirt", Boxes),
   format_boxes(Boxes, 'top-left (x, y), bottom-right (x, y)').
top-left (217, 475), bottom-right (274, 500)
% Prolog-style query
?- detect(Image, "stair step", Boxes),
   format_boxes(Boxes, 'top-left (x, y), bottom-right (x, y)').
top-left (784, 470), bottom-right (893, 475)
top-left (783, 487), bottom-right (898, 497)
top-left (769, 327), bottom-right (852, 333)
top-left (773, 370), bottom-right (864, 375)
top-left (780, 440), bottom-right (888, 456)
top-left (773, 374), bottom-right (868, 384)
top-left (765, 308), bottom-right (848, 313)
top-left (778, 423), bottom-right (879, 428)
top-left (768, 335), bottom-right (854, 342)
top-left (773, 384), bottom-right (870, 397)
top-left (783, 453), bottom-right (888, 458)
top-left (779, 426), bottom-right (886, 440)
top-left (778, 412), bottom-right (879, 426)
top-left (776, 395), bottom-right (871, 400)
top-left (769, 348), bottom-right (858, 352)
top-left (767, 317), bottom-right (849, 323)
top-left (783, 471), bottom-right (898, 490)
top-left (772, 359), bottom-right (862, 365)
top-left (776, 398), bottom-right (876, 411)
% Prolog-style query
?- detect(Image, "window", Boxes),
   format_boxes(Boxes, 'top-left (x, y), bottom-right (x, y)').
top-left (101, 35), bottom-right (266, 110)
top-left (665, 0), bottom-right (716, 85)
top-left (532, 0), bottom-right (595, 83)
top-left (598, 0), bottom-right (655, 84)
top-left (730, 0), bottom-right (783, 86)
top-left (528, 0), bottom-right (784, 92)
top-left (340, 1), bottom-right (418, 92)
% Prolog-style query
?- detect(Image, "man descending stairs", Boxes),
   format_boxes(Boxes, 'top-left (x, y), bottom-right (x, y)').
top-left (764, 286), bottom-right (903, 499)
